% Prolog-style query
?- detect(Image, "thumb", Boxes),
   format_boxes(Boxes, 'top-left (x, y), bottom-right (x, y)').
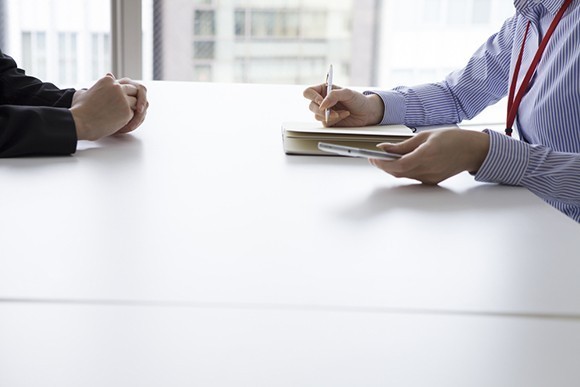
top-left (106, 73), bottom-right (116, 80)
top-left (320, 88), bottom-right (352, 111)
top-left (377, 135), bottom-right (426, 155)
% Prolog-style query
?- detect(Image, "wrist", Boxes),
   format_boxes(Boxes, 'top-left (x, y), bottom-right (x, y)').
top-left (70, 107), bottom-right (92, 141)
top-left (366, 94), bottom-right (385, 126)
top-left (72, 89), bottom-right (87, 107)
top-left (467, 131), bottom-right (490, 173)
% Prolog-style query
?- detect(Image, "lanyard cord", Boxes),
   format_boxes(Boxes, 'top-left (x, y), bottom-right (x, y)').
top-left (505, 0), bottom-right (573, 136)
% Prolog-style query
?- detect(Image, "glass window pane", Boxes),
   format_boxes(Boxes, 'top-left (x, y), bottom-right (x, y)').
top-left (447, 0), bottom-right (469, 25)
top-left (423, 0), bottom-right (442, 24)
top-left (234, 10), bottom-right (246, 37)
top-left (473, 0), bottom-right (491, 24)
top-left (1, 0), bottom-right (111, 87)
top-left (143, 0), bottom-right (515, 86)
top-left (193, 41), bottom-right (215, 59)
top-left (194, 10), bottom-right (215, 36)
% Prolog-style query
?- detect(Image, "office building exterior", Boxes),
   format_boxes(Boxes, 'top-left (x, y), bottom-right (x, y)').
top-left (0, 0), bottom-right (514, 88)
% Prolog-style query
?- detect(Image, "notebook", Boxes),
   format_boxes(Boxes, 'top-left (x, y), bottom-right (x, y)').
top-left (281, 121), bottom-right (415, 155)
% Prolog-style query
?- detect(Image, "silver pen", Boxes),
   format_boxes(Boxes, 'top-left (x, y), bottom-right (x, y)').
top-left (325, 64), bottom-right (333, 123)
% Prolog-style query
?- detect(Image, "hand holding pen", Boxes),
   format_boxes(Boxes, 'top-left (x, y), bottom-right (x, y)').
top-left (302, 66), bottom-right (385, 127)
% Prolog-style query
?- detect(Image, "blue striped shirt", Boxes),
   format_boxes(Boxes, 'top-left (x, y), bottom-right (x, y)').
top-left (370, 0), bottom-right (580, 222)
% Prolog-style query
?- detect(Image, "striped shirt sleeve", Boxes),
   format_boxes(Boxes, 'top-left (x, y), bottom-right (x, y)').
top-left (476, 130), bottom-right (580, 207)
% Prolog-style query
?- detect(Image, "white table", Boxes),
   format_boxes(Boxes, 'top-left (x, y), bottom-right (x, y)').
top-left (1, 302), bottom-right (580, 387)
top-left (0, 82), bottom-right (579, 386)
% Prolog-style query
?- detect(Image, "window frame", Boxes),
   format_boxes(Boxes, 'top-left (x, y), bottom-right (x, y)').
top-left (111, 0), bottom-right (142, 79)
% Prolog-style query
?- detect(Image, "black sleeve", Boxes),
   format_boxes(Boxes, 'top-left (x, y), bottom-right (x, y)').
top-left (0, 50), bottom-right (77, 157)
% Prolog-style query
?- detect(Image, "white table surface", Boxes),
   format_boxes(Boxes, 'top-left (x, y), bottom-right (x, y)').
top-left (1, 302), bottom-right (580, 387)
top-left (0, 82), bottom-right (578, 320)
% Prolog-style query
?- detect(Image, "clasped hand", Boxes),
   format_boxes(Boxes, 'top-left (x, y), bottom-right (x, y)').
top-left (70, 73), bottom-right (149, 141)
top-left (303, 83), bottom-right (490, 184)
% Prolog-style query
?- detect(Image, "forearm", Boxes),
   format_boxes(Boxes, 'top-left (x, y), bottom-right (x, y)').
top-left (0, 106), bottom-right (77, 157)
top-left (366, 16), bottom-right (515, 127)
top-left (0, 51), bottom-right (76, 107)
top-left (366, 84), bottom-right (463, 127)
top-left (476, 130), bottom-right (580, 206)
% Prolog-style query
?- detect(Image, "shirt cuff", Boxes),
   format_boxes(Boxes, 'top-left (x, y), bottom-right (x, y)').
top-left (363, 89), bottom-right (406, 125)
top-left (474, 129), bottom-right (529, 186)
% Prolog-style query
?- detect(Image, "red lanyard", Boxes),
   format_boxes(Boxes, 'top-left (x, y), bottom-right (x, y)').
top-left (505, 0), bottom-right (573, 136)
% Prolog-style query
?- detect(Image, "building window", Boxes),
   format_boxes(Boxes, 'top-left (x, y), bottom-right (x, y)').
top-left (193, 64), bottom-right (212, 81)
top-left (194, 10), bottom-right (215, 36)
top-left (91, 32), bottom-right (111, 80)
top-left (149, 0), bottom-right (513, 86)
top-left (58, 32), bottom-right (78, 85)
top-left (22, 31), bottom-right (47, 80)
top-left (234, 10), bottom-right (246, 36)
top-left (250, 10), bottom-right (300, 38)
top-left (234, 8), bottom-right (324, 40)
top-left (300, 11), bottom-right (327, 38)
top-left (5, 0), bottom-right (110, 87)
top-left (193, 41), bottom-right (214, 59)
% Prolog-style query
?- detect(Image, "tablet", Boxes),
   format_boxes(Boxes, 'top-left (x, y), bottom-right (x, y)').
top-left (317, 142), bottom-right (401, 161)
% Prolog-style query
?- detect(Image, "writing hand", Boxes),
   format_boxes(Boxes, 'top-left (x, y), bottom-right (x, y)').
top-left (303, 83), bottom-right (384, 127)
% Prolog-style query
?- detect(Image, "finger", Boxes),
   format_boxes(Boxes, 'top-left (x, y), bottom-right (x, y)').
top-left (126, 96), bottom-right (138, 110)
top-left (116, 108), bottom-right (146, 134)
top-left (121, 84), bottom-right (138, 97)
top-left (309, 101), bottom-right (324, 115)
top-left (319, 88), bottom-right (351, 111)
top-left (119, 100), bottom-right (147, 133)
top-left (377, 133), bottom-right (428, 155)
top-left (135, 84), bottom-right (148, 113)
top-left (325, 110), bottom-right (351, 127)
top-left (303, 86), bottom-right (325, 105)
top-left (96, 73), bottom-right (115, 87)
top-left (118, 79), bottom-right (149, 114)
top-left (116, 116), bottom-right (139, 134)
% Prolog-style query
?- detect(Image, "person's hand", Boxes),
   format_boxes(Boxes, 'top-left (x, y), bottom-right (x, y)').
top-left (70, 74), bottom-right (143, 141)
top-left (303, 83), bottom-right (384, 127)
top-left (115, 77), bottom-right (149, 134)
top-left (369, 129), bottom-right (490, 185)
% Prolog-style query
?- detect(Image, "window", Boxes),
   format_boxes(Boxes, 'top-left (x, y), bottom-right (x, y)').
top-left (0, 0), bottom-right (515, 89)
top-left (193, 64), bottom-right (212, 81)
top-left (234, 57), bottom-right (325, 84)
top-left (193, 41), bottom-right (214, 59)
top-left (194, 10), bottom-right (215, 36)
top-left (250, 10), bottom-right (300, 38)
top-left (234, 10), bottom-right (246, 36)
top-left (91, 33), bottom-right (111, 80)
top-left (146, 0), bottom-right (513, 86)
top-left (383, 0), bottom-right (513, 89)
top-left (151, 2), bottom-right (349, 84)
top-left (472, 0), bottom-right (492, 24)
top-left (58, 32), bottom-right (78, 85)
top-left (21, 31), bottom-right (47, 80)
top-left (1, 0), bottom-right (111, 87)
